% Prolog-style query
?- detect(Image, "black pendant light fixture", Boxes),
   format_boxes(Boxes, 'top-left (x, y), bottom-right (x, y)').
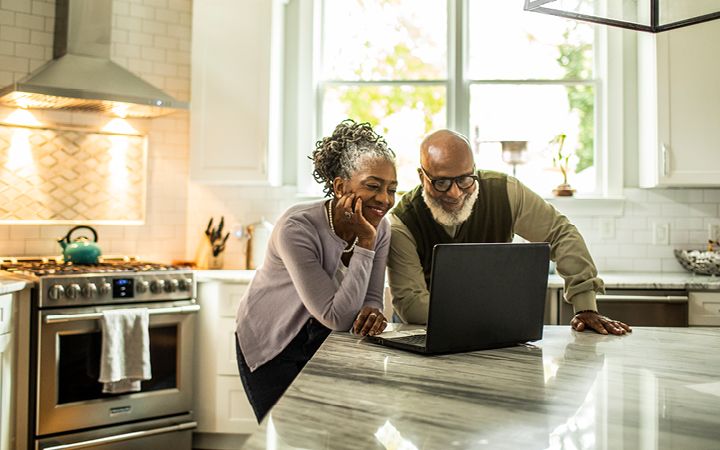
top-left (524, 0), bottom-right (720, 33)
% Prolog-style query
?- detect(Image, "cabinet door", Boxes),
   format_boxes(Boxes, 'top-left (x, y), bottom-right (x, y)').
top-left (0, 294), bottom-right (11, 335)
top-left (190, 0), bottom-right (283, 184)
top-left (639, 21), bottom-right (720, 187)
top-left (0, 333), bottom-right (12, 450)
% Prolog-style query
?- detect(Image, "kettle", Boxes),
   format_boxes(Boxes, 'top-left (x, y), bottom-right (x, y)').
top-left (58, 225), bottom-right (102, 265)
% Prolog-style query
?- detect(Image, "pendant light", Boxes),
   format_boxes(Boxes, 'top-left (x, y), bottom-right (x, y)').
top-left (524, 0), bottom-right (720, 33)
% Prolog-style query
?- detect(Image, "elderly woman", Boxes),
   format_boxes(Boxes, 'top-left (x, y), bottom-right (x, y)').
top-left (235, 119), bottom-right (398, 422)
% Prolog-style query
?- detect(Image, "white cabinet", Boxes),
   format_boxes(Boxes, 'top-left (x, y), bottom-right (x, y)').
top-left (689, 291), bottom-right (720, 326)
top-left (194, 279), bottom-right (257, 438)
top-left (190, 0), bottom-right (283, 184)
top-left (0, 294), bottom-right (14, 450)
top-left (638, 20), bottom-right (720, 187)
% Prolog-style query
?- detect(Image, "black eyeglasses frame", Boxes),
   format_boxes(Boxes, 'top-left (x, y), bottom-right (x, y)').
top-left (419, 166), bottom-right (479, 193)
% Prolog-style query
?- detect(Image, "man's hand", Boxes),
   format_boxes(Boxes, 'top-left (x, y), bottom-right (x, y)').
top-left (571, 311), bottom-right (632, 335)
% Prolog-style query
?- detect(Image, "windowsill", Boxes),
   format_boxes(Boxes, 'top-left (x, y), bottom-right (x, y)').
top-left (544, 195), bottom-right (626, 216)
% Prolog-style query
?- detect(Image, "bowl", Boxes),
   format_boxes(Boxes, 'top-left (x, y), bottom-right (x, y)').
top-left (673, 249), bottom-right (720, 276)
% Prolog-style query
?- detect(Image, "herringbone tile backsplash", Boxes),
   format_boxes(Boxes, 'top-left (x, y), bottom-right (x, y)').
top-left (0, 124), bottom-right (146, 223)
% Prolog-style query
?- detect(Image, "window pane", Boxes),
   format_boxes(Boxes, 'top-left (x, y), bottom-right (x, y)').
top-left (322, 0), bottom-right (447, 81)
top-left (468, 0), bottom-right (594, 80)
top-left (469, 84), bottom-right (595, 195)
top-left (322, 84), bottom-right (446, 190)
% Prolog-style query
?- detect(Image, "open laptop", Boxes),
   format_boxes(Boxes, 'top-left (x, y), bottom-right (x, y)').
top-left (368, 242), bottom-right (550, 354)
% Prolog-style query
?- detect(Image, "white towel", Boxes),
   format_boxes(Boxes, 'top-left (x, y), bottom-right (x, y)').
top-left (99, 308), bottom-right (152, 394)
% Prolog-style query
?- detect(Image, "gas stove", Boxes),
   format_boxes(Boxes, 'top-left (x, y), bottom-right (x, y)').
top-left (0, 256), bottom-right (195, 308)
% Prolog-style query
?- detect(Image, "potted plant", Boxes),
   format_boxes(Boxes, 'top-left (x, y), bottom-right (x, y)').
top-left (550, 133), bottom-right (576, 196)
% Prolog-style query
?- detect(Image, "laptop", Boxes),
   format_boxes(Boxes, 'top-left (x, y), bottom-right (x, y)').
top-left (368, 242), bottom-right (550, 354)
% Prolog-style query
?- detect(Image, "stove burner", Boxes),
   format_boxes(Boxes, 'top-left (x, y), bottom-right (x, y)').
top-left (0, 258), bottom-right (191, 277)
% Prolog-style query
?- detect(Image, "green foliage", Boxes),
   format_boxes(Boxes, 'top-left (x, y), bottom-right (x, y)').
top-left (557, 27), bottom-right (594, 174)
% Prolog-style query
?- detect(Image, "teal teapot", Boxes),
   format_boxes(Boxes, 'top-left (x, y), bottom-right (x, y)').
top-left (58, 225), bottom-right (102, 264)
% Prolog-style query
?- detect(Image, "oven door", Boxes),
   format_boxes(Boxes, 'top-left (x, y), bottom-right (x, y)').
top-left (36, 301), bottom-right (198, 436)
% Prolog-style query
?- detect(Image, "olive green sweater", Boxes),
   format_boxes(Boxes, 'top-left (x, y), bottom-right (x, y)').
top-left (388, 174), bottom-right (603, 324)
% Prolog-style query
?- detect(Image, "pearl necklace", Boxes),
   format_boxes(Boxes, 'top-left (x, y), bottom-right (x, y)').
top-left (327, 200), bottom-right (358, 254)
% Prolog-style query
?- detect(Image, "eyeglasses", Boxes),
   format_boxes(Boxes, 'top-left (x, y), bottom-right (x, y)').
top-left (419, 166), bottom-right (478, 192)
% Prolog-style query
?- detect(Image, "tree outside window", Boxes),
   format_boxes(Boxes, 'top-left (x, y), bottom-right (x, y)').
top-left (319, 0), bottom-right (596, 195)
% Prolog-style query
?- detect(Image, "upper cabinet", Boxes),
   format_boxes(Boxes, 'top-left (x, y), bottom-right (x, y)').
top-left (638, 21), bottom-right (720, 187)
top-left (190, 0), bottom-right (283, 184)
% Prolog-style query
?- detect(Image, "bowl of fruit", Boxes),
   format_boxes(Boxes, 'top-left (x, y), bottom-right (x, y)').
top-left (674, 240), bottom-right (720, 276)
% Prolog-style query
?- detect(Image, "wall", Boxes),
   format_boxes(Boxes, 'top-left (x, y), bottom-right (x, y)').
top-left (0, 0), bottom-right (191, 263)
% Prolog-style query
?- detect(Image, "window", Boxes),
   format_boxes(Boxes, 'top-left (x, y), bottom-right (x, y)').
top-left (294, 0), bottom-right (619, 198)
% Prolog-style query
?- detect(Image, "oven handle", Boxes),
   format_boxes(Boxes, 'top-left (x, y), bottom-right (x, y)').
top-left (42, 421), bottom-right (197, 450)
top-left (44, 304), bottom-right (201, 324)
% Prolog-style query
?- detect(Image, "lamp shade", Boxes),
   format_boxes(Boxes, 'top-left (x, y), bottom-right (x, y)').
top-left (524, 0), bottom-right (720, 33)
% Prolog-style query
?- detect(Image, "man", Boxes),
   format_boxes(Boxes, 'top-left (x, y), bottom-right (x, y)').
top-left (387, 129), bottom-right (631, 335)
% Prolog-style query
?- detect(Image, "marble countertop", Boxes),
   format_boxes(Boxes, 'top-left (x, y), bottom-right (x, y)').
top-left (196, 269), bottom-right (720, 290)
top-left (549, 271), bottom-right (720, 290)
top-left (242, 325), bottom-right (720, 450)
top-left (0, 274), bottom-right (27, 294)
top-left (194, 269), bottom-right (256, 283)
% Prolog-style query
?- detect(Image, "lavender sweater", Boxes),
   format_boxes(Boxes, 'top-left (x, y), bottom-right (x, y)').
top-left (235, 199), bottom-right (389, 371)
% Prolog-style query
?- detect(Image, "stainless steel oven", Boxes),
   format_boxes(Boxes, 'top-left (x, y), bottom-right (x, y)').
top-left (2, 258), bottom-right (198, 450)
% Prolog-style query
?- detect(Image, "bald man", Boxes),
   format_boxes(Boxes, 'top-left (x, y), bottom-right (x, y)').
top-left (387, 130), bottom-right (631, 335)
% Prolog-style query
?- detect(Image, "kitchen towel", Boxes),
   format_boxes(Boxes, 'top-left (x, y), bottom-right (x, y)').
top-left (99, 308), bottom-right (152, 394)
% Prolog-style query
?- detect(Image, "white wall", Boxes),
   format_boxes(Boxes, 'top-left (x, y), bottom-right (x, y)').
top-left (0, 0), bottom-right (191, 264)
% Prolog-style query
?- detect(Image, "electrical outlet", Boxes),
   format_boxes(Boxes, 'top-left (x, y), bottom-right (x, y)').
top-left (599, 218), bottom-right (615, 240)
top-left (652, 222), bottom-right (670, 245)
top-left (709, 224), bottom-right (720, 242)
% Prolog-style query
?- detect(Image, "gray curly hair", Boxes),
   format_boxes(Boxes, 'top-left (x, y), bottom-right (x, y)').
top-left (310, 119), bottom-right (396, 197)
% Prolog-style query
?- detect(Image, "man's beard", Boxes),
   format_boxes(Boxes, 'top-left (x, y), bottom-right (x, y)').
top-left (422, 185), bottom-right (478, 227)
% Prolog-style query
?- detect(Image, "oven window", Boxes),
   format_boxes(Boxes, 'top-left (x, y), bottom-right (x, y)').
top-left (57, 325), bottom-right (178, 404)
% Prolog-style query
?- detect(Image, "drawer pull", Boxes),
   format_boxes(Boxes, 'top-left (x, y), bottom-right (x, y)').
top-left (597, 294), bottom-right (688, 303)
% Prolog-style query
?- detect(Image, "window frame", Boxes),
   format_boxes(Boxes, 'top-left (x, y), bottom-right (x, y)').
top-left (288, 0), bottom-right (624, 211)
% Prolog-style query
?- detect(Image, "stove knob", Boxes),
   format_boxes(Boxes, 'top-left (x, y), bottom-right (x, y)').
top-left (99, 282), bottom-right (112, 296)
top-left (178, 278), bottom-right (192, 291)
top-left (82, 283), bottom-right (98, 299)
top-left (66, 283), bottom-right (81, 300)
top-left (150, 280), bottom-right (165, 294)
top-left (48, 284), bottom-right (65, 301)
top-left (165, 279), bottom-right (179, 293)
top-left (136, 280), bottom-right (149, 294)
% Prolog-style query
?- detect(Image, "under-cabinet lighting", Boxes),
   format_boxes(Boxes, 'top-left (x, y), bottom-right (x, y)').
top-left (4, 108), bottom-right (42, 127)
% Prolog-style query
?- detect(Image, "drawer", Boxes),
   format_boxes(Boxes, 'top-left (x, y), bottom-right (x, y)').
top-left (0, 294), bottom-right (12, 335)
top-left (689, 291), bottom-right (720, 326)
top-left (217, 283), bottom-right (249, 318)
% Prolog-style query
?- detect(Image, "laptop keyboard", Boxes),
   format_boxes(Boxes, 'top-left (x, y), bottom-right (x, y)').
top-left (389, 334), bottom-right (427, 346)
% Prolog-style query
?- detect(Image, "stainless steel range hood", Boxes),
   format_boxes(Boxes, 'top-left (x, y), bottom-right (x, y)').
top-left (0, 0), bottom-right (187, 118)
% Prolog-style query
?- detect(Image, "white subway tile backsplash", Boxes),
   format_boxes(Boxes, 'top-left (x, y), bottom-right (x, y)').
top-left (0, 25), bottom-right (30, 43)
top-left (2, 0), bottom-right (31, 13)
top-left (689, 203), bottom-right (718, 217)
top-left (0, 9), bottom-right (15, 25)
top-left (29, 29), bottom-right (51, 45)
top-left (30, 0), bottom-right (53, 17)
top-left (14, 12), bottom-right (43, 30)
top-left (632, 258), bottom-right (662, 272)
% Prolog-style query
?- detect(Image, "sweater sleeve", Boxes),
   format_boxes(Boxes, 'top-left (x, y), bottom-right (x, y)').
top-left (276, 220), bottom-right (376, 331)
top-left (387, 214), bottom-right (431, 324)
top-left (507, 176), bottom-right (604, 313)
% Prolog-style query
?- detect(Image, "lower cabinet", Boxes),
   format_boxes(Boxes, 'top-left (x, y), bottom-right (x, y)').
top-left (194, 280), bottom-right (257, 442)
top-left (0, 293), bottom-right (14, 450)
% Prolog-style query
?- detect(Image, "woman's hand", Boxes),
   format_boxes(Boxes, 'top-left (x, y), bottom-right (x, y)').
top-left (352, 306), bottom-right (387, 336)
top-left (332, 194), bottom-right (377, 250)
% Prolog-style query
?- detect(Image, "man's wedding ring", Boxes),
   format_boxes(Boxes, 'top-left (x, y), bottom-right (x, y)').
top-left (343, 211), bottom-right (353, 220)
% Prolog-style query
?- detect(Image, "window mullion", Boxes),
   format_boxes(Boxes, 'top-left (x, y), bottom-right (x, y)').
top-left (448, 0), bottom-right (469, 137)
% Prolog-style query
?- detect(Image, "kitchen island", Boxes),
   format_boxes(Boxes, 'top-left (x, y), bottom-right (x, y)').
top-left (241, 326), bottom-right (720, 449)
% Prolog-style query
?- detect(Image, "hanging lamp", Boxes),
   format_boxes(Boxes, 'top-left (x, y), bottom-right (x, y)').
top-left (524, 0), bottom-right (720, 33)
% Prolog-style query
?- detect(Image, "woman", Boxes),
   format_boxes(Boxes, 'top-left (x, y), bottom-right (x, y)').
top-left (235, 119), bottom-right (398, 422)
